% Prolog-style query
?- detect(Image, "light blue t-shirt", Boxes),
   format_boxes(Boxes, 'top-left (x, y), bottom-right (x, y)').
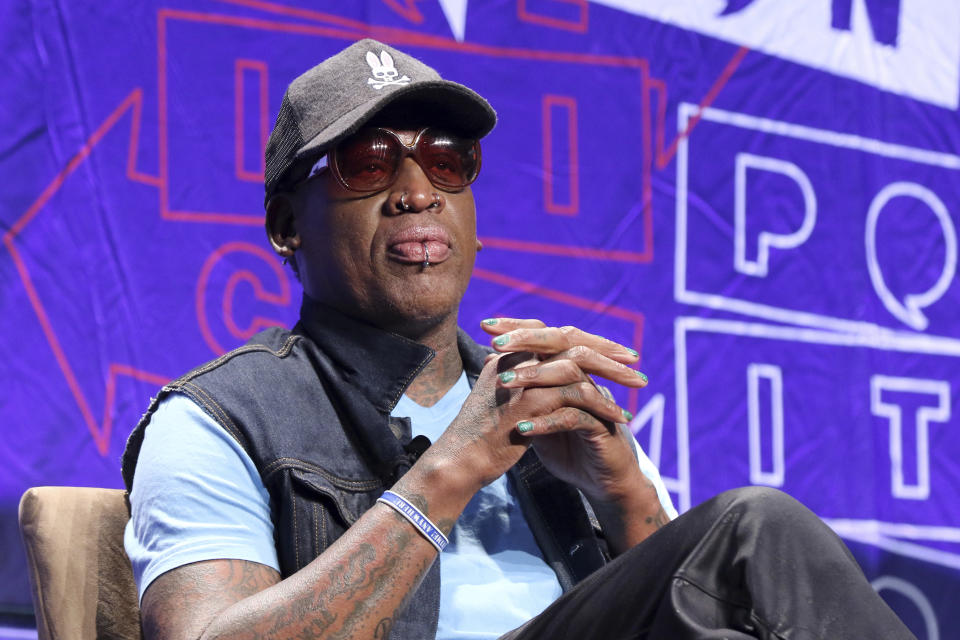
top-left (124, 395), bottom-right (279, 600)
top-left (126, 378), bottom-right (677, 637)
top-left (391, 373), bottom-right (562, 639)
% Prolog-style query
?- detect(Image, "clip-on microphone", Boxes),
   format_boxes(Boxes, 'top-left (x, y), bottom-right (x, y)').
top-left (403, 434), bottom-right (432, 462)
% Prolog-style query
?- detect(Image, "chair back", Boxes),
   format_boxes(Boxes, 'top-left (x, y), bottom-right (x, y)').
top-left (19, 487), bottom-right (141, 640)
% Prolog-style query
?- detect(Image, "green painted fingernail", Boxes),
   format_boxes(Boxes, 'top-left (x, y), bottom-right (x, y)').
top-left (517, 420), bottom-right (534, 433)
top-left (622, 409), bottom-right (633, 421)
top-left (499, 371), bottom-right (516, 384)
top-left (483, 318), bottom-right (499, 326)
top-left (636, 371), bottom-right (648, 383)
top-left (626, 347), bottom-right (639, 357)
top-left (494, 335), bottom-right (510, 347)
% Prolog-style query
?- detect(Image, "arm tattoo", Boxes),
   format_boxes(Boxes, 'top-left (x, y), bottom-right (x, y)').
top-left (392, 490), bottom-right (457, 536)
top-left (401, 491), bottom-right (430, 515)
top-left (645, 504), bottom-right (671, 529)
top-left (642, 476), bottom-right (671, 530)
top-left (252, 512), bottom-right (427, 640)
top-left (141, 560), bottom-right (280, 640)
top-left (373, 617), bottom-right (393, 639)
top-left (144, 506), bottom-right (439, 639)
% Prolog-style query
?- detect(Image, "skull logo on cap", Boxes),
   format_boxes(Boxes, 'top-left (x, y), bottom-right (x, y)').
top-left (366, 50), bottom-right (411, 89)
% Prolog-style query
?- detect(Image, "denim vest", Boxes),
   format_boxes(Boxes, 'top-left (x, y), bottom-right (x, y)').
top-left (122, 300), bottom-right (608, 639)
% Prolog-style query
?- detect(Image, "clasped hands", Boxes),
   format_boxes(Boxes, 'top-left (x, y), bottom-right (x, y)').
top-left (480, 317), bottom-right (648, 505)
top-left (428, 316), bottom-right (657, 546)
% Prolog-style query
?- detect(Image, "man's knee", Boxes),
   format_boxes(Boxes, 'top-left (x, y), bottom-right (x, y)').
top-left (722, 486), bottom-right (803, 514)
top-left (717, 486), bottom-right (817, 527)
top-left (678, 486), bottom-right (839, 558)
top-left (717, 486), bottom-right (838, 544)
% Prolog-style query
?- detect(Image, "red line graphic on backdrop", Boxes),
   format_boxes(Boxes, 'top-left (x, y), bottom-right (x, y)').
top-left (383, 0), bottom-right (425, 24)
top-left (474, 268), bottom-right (645, 413)
top-left (235, 59), bottom-right (269, 182)
top-left (196, 242), bottom-right (292, 355)
top-left (217, 0), bottom-right (371, 31)
top-left (542, 95), bottom-right (580, 216)
top-left (517, 0), bottom-right (589, 33)
top-left (648, 46), bottom-right (750, 169)
top-left (3, 89), bottom-right (169, 456)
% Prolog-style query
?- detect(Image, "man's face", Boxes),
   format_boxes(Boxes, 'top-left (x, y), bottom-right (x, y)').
top-left (290, 128), bottom-right (480, 333)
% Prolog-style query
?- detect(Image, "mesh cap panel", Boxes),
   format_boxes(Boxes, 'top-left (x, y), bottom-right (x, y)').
top-left (264, 94), bottom-right (306, 199)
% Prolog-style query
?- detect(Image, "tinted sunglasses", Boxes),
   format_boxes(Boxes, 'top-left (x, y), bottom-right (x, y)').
top-left (304, 127), bottom-right (482, 193)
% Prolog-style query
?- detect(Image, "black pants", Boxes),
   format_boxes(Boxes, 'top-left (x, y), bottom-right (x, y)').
top-left (501, 487), bottom-right (916, 640)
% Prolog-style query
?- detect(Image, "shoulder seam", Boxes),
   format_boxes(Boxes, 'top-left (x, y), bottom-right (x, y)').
top-left (172, 334), bottom-right (302, 386)
top-left (175, 381), bottom-right (246, 447)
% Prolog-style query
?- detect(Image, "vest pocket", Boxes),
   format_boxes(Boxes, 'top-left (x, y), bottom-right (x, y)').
top-left (282, 467), bottom-right (384, 571)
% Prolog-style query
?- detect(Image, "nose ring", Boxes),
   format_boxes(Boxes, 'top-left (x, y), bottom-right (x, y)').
top-left (429, 193), bottom-right (441, 209)
top-left (400, 192), bottom-right (411, 211)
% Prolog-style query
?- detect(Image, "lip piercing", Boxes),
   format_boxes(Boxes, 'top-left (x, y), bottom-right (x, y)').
top-left (400, 192), bottom-right (411, 211)
top-left (422, 242), bottom-right (430, 269)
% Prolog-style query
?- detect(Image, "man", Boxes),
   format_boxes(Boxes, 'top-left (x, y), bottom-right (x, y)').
top-left (122, 39), bottom-right (915, 639)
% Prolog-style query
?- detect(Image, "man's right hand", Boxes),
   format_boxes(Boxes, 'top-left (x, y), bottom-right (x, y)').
top-left (411, 350), bottom-right (535, 494)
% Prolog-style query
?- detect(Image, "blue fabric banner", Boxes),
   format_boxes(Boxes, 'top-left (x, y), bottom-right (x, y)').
top-left (2, 1), bottom-right (957, 634)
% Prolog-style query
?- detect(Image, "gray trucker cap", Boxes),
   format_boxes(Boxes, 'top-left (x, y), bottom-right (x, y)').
top-left (264, 38), bottom-right (497, 202)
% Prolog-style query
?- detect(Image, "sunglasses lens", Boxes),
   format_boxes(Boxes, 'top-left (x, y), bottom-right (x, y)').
top-left (418, 130), bottom-right (480, 190)
top-left (332, 128), bottom-right (481, 192)
top-left (335, 129), bottom-right (401, 192)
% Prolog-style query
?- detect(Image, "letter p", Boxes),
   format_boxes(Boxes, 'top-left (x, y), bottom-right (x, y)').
top-left (734, 153), bottom-right (817, 277)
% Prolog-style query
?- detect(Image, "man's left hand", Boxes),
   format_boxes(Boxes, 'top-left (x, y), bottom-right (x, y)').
top-left (481, 318), bottom-right (670, 552)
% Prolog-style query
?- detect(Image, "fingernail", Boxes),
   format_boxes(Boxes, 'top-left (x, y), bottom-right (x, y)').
top-left (635, 370), bottom-right (648, 383)
top-left (483, 318), bottom-right (499, 326)
top-left (516, 421), bottom-right (534, 433)
top-left (499, 371), bottom-right (516, 384)
top-left (622, 409), bottom-right (633, 421)
top-left (626, 347), bottom-right (639, 357)
top-left (494, 335), bottom-right (510, 347)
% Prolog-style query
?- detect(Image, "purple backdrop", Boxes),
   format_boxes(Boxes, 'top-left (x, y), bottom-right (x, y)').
top-left (2, 0), bottom-right (958, 634)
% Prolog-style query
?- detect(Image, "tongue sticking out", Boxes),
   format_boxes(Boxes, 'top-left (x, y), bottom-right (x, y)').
top-left (387, 240), bottom-right (450, 264)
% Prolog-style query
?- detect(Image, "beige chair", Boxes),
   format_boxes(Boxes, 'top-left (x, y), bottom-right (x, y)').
top-left (18, 487), bottom-right (142, 640)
